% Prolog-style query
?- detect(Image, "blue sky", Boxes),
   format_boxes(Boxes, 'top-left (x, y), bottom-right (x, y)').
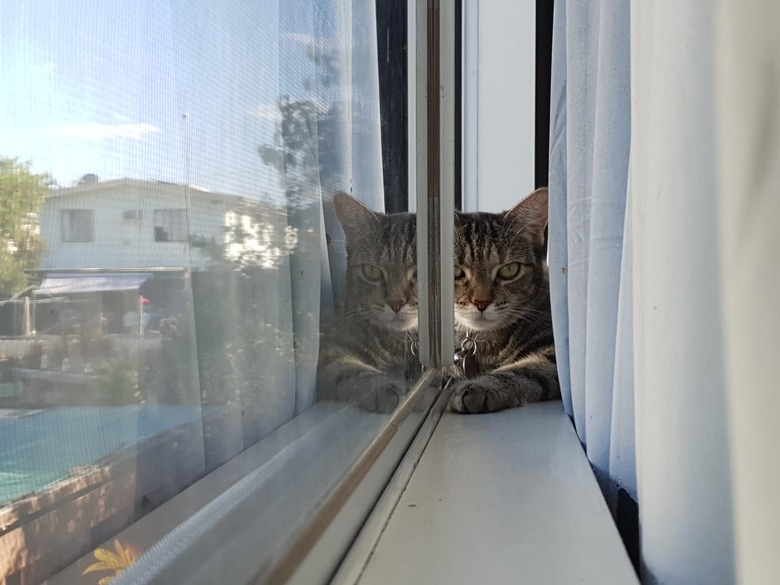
top-left (0, 0), bottom-right (328, 199)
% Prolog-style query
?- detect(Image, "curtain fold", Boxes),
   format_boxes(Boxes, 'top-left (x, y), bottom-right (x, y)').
top-left (549, 0), bottom-right (632, 484)
top-left (548, 0), bottom-right (572, 420)
top-left (631, 1), bottom-right (734, 581)
top-left (583, 0), bottom-right (631, 484)
top-left (608, 188), bottom-right (635, 501)
top-left (561, 0), bottom-right (598, 442)
top-left (717, 1), bottom-right (780, 582)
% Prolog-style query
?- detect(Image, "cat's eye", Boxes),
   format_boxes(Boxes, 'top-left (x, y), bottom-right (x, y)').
top-left (497, 262), bottom-right (522, 280)
top-left (454, 265), bottom-right (465, 280)
top-left (360, 263), bottom-right (384, 281)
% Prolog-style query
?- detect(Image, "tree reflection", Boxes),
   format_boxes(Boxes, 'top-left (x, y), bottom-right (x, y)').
top-left (190, 207), bottom-right (298, 272)
top-left (0, 157), bottom-right (51, 298)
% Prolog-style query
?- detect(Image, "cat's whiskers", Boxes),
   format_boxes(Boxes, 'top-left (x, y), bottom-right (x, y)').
top-left (504, 308), bottom-right (549, 324)
top-left (503, 304), bottom-right (548, 322)
top-left (341, 310), bottom-right (375, 328)
top-left (503, 313), bottom-right (549, 334)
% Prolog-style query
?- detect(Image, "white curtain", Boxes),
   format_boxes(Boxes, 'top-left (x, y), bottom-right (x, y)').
top-left (171, 0), bottom-right (385, 455)
top-left (276, 0), bottom-right (384, 416)
top-left (549, 0), bottom-right (780, 582)
top-left (263, 0), bottom-right (384, 418)
top-left (631, 2), bottom-right (734, 582)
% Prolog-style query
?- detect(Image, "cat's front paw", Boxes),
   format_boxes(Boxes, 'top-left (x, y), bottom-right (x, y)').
top-left (357, 379), bottom-right (407, 414)
top-left (449, 379), bottom-right (510, 414)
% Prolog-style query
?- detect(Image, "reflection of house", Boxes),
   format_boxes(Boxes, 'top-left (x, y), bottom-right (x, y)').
top-left (39, 178), bottom-right (284, 272)
top-left (34, 178), bottom-right (287, 334)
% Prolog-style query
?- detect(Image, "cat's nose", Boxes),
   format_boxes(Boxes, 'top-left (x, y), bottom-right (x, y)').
top-left (472, 299), bottom-right (491, 312)
top-left (388, 299), bottom-right (406, 312)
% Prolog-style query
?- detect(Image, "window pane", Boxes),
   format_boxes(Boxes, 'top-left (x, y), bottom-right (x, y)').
top-left (153, 209), bottom-right (187, 242)
top-left (0, 0), bottom-right (416, 583)
top-left (60, 209), bottom-right (95, 242)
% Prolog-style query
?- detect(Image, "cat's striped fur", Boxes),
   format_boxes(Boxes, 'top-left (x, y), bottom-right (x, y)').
top-left (317, 193), bottom-right (420, 413)
top-left (449, 187), bottom-right (560, 413)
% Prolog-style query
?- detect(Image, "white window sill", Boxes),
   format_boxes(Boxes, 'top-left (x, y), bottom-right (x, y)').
top-left (333, 402), bottom-right (638, 585)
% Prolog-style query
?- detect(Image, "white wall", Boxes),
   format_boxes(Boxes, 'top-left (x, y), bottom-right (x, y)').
top-left (463, 0), bottom-right (536, 212)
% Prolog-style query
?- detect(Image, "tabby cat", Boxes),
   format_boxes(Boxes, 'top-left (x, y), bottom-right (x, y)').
top-left (317, 193), bottom-right (420, 413)
top-left (448, 187), bottom-right (560, 413)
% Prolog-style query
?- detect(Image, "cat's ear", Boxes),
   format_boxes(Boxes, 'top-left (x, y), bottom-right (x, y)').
top-left (504, 187), bottom-right (548, 248)
top-left (332, 192), bottom-right (379, 245)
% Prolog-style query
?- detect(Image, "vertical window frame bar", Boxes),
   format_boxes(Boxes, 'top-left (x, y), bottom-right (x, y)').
top-left (416, 0), bottom-right (455, 369)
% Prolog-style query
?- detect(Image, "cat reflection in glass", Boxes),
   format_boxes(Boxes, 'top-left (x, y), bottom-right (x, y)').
top-left (317, 193), bottom-right (420, 413)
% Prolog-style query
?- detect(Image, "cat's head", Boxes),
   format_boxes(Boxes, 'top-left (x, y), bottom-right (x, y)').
top-left (453, 187), bottom-right (549, 332)
top-left (333, 192), bottom-right (418, 332)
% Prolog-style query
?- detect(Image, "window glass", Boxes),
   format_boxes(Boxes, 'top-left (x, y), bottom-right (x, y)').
top-left (0, 1), bottom-right (417, 583)
top-left (153, 209), bottom-right (187, 242)
top-left (60, 209), bottom-right (95, 242)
